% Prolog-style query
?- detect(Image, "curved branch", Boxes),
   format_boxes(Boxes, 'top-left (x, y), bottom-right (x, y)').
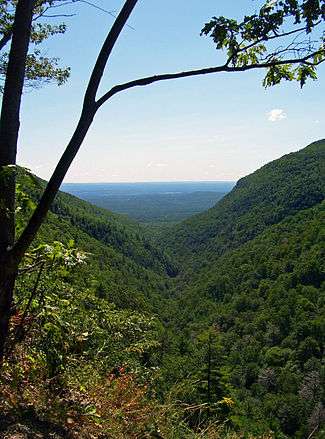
top-left (96, 64), bottom-right (228, 107)
top-left (83, 0), bottom-right (137, 107)
top-left (96, 49), bottom-right (325, 108)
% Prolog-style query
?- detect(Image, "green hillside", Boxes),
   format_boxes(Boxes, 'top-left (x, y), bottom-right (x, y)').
top-left (16, 171), bottom-right (176, 313)
top-left (162, 139), bottom-right (325, 269)
top-left (26, 174), bottom-right (176, 275)
top-left (156, 140), bottom-right (325, 437)
top-left (162, 201), bottom-right (325, 437)
top-left (2, 141), bottom-right (324, 438)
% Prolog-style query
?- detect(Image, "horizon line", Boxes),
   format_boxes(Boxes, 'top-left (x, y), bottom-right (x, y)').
top-left (62, 179), bottom-right (237, 185)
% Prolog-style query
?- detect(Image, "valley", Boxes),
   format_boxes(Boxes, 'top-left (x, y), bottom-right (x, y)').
top-left (1, 0), bottom-right (324, 437)
top-left (1, 140), bottom-right (324, 438)
top-left (61, 181), bottom-right (235, 224)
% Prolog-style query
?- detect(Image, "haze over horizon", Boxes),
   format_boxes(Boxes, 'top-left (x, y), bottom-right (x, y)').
top-left (62, 179), bottom-right (237, 184)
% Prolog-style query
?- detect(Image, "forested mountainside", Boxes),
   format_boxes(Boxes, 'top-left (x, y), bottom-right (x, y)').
top-left (162, 139), bottom-right (325, 270)
top-left (1, 141), bottom-right (324, 438)
top-left (161, 202), bottom-right (325, 438)
top-left (16, 173), bottom-right (178, 315)
top-left (156, 140), bottom-right (325, 437)
top-left (1, 171), bottom-right (180, 437)
top-left (24, 173), bottom-right (177, 279)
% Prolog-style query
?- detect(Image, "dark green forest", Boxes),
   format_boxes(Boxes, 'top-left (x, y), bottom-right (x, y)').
top-left (1, 140), bottom-right (324, 438)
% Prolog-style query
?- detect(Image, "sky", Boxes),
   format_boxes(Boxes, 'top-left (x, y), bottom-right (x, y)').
top-left (17, 0), bottom-right (325, 183)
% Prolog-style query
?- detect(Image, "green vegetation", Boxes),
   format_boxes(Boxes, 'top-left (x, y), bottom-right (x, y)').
top-left (1, 140), bottom-right (324, 438)
top-left (1, 169), bottom-right (176, 437)
top-left (0, 0), bottom-right (70, 89)
top-left (156, 140), bottom-right (325, 437)
top-left (22, 171), bottom-right (178, 301)
top-left (162, 202), bottom-right (324, 437)
top-left (1, 1), bottom-right (324, 437)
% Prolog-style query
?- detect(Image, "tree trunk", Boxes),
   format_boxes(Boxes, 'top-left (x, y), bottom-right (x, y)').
top-left (0, 268), bottom-right (16, 364)
top-left (207, 333), bottom-right (212, 417)
top-left (0, 0), bottom-right (34, 363)
top-left (12, 0), bottom-right (139, 263)
top-left (12, 111), bottom-right (95, 264)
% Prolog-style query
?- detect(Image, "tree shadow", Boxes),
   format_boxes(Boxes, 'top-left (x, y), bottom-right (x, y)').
top-left (0, 407), bottom-right (71, 439)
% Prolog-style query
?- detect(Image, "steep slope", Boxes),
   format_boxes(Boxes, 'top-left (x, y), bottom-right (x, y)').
top-left (157, 140), bottom-right (325, 437)
top-left (1, 173), bottom-right (180, 437)
top-left (162, 139), bottom-right (324, 268)
top-left (163, 201), bottom-right (325, 437)
top-left (18, 171), bottom-right (175, 311)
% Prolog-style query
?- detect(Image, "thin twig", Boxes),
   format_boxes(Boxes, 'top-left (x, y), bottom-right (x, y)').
top-left (16, 262), bottom-right (45, 337)
top-left (307, 424), bottom-right (319, 439)
top-left (77, 0), bottom-right (135, 30)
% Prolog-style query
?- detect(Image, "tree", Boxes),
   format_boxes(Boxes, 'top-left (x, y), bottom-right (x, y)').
top-left (0, 0), bottom-right (76, 364)
top-left (0, 0), bottom-right (324, 363)
top-left (0, 0), bottom-right (71, 89)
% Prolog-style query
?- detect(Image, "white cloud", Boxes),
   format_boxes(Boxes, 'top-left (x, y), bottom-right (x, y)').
top-left (146, 162), bottom-right (168, 168)
top-left (267, 108), bottom-right (287, 122)
top-left (156, 163), bottom-right (168, 167)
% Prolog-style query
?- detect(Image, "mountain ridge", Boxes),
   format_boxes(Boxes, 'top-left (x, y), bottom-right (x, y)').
top-left (161, 139), bottom-right (325, 270)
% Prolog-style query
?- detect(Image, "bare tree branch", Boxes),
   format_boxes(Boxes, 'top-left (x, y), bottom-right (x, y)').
top-left (77, 0), bottom-right (135, 30)
top-left (39, 13), bottom-right (75, 17)
top-left (83, 0), bottom-right (137, 107)
top-left (96, 49), bottom-right (325, 108)
top-left (237, 22), bottom-right (320, 55)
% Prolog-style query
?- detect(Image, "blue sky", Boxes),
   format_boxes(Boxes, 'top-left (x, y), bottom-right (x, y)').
top-left (18, 0), bottom-right (325, 182)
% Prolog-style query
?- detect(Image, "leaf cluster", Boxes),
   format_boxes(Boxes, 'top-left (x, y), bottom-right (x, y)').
top-left (201, 0), bottom-right (325, 87)
top-left (0, 0), bottom-right (71, 89)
